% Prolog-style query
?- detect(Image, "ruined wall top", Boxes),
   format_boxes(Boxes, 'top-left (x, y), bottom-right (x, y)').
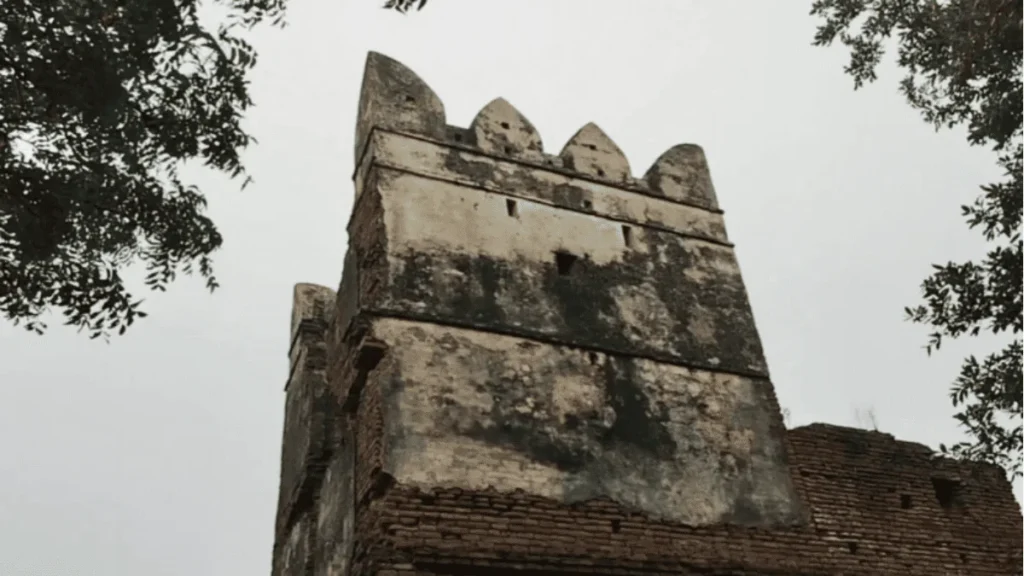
top-left (355, 51), bottom-right (720, 211)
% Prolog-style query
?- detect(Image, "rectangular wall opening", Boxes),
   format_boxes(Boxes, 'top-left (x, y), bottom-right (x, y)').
top-left (931, 477), bottom-right (962, 509)
top-left (506, 199), bottom-right (518, 217)
top-left (555, 251), bottom-right (578, 275)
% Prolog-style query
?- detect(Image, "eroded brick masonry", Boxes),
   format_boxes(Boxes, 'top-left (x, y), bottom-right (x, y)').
top-left (272, 52), bottom-right (1023, 576)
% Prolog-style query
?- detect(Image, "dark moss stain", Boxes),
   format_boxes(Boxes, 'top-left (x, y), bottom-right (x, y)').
top-left (382, 234), bottom-right (766, 376)
top-left (599, 356), bottom-right (676, 459)
top-left (443, 147), bottom-right (498, 186)
top-left (644, 162), bottom-right (719, 210)
top-left (541, 252), bottom-right (628, 348)
top-left (551, 183), bottom-right (590, 212)
top-left (448, 351), bottom-right (594, 473)
top-left (408, 343), bottom-right (605, 474)
top-left (724, 478), bottom-right (768, 525)
top-left (420, 338), bottom-right (676, 476)
top-left (374, 321), bottom-right (802, 527)
top-left (388, 251), bottom-right (509, 327)
top-left (641, 166), bottom-right (671, 199)
top-left (336, 251), bottom-right (360, 337)
top-left (464, 418), bottom-right (594, 473)
top-left (645, 240), bottom-right (764, 373)
top-left (277, 366), bottom-right (344, 541)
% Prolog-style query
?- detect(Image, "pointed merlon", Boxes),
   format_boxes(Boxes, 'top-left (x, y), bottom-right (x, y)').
top-left (291, 282), bottom-right (336, 342)
top-left (558, 123), bottom-right (631, 182)
top-left (354, 51), bottom-right (446, 166)
top-left (470, 98), bottom-right (544, 157)
top-left (643, 144), bottom-right (720, 209)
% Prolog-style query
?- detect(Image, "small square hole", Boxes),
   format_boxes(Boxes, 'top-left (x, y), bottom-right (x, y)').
top-left (555, 251), bottom-right (578, 275)
top-left (931, 477), bottom-right (962, 509)
top-left (506, 199), bottom-right (518, 217)
top-left (900, 494), bottom-right (912, 509)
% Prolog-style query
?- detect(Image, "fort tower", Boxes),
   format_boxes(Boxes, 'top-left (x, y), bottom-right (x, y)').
top-left (272, 52), bottom-right (1023, 576)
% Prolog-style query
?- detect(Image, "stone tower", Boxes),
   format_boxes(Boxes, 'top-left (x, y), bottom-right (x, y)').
top-left (272, 52), bottom-right (1023, 576)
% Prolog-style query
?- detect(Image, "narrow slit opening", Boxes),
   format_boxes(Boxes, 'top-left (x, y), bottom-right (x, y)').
top-left (506, 199), bottom-right (518, 217)
top-left (622, 225), bottom-right (633, 247)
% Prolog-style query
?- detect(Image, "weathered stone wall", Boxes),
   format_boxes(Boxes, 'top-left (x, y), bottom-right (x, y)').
top-left (269, 52), bottom-right (1024, 576)
top-left (332, 51), bottom-right (803, 531)
top-left (349, 92), bottom-right (762, 378)
top-left (273, 284), bottom-right (355, 576)
top-left (350, 317), bottom-right (798, 527)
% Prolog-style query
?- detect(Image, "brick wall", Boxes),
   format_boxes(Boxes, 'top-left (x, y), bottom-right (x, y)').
top-left (345, 422), bottom-right (1021, 576)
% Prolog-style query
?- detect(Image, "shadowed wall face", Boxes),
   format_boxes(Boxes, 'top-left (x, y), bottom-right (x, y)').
top-left (332, 51), bottom-right (803, 529)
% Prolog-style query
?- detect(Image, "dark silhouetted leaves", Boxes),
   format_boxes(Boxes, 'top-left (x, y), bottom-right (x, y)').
top-left (1, 0), bottom-right (288, 339)
top-left (383, 0), bottom-right (428, 13)
top-left (812, 0), bottom-right (1022, 478)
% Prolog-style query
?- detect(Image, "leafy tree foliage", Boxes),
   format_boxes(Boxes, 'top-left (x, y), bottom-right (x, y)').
top-left (383, 0), bottom-right (427, 12)
top-left (812, 0), bottom-right (1022, 478)
top-left (0, 0), bottom-right (288, 339)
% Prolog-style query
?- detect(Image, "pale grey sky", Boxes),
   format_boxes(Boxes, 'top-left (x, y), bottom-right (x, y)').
top-left (0, 1), bottom-right (1018, 575)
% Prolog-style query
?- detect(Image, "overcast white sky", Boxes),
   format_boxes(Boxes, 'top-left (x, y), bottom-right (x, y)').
top-left (1, 1), bottom-right (1019, 575)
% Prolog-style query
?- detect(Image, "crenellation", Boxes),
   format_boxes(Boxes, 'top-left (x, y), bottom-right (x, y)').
top-left (644, 143), bottom-right (721, 209)
top-left (354, 52), bottom-right (446, 166)
top-left (353, 53), bottom-right (724, 210)
top-left (287, 283), bottom-right (335, 390)
top-left (558, 122), bottom-right (632, 183)
top-left (469, 97), bottom-right (545, 159)
top-left (273, 51), bottom-right (1023, 576)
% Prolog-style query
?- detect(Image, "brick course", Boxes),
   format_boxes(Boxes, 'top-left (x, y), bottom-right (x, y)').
top-left (342, 422), bottom-right (1021, 576)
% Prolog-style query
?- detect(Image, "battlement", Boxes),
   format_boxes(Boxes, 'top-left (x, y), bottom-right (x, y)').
top-left (354, 52), bottom-right (722, 228)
